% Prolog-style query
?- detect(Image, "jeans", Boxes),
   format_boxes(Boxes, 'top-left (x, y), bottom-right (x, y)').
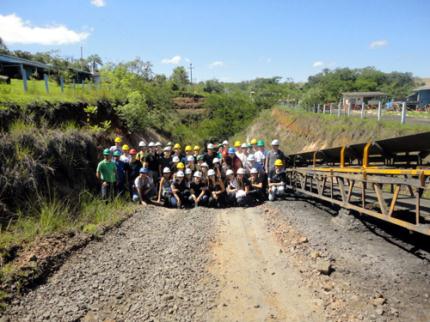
top-left (101, 182), bottom-right (116, 201)
top-left (268, 185), bottom-right (285, 201)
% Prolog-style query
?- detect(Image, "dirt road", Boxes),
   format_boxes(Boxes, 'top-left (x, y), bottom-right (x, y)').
top-left (3, 199), bottom-right (430, 321)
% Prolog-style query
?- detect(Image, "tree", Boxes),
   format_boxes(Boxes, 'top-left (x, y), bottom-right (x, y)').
top-left (86, 54), bottom-right (103, 73)
top-left (170, 66), bottom-right (189, 91)
top-left (203, 79), bottom-right (224, 93)
top-left (115, 91), bottom-right (151, 131)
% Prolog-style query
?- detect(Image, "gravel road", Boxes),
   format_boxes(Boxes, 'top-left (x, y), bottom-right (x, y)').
top-left (3, 197), bottom-right (430, 322)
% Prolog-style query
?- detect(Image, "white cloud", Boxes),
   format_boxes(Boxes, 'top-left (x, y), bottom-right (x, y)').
top-left (209, 61), bottom-right (224, 68)
top-left (161, 55), bottom-right (181, 65)
top-left (0, 13), bottom-right (89, 45)
top-left (312, 61), bottom-right (324, 67)
top-left (369, 39), bottom-right (388, 49)
top-left (91, 0), bottom-right (106, 7)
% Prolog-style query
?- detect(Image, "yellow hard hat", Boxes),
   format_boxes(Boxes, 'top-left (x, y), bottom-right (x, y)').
top-left (173, 143), bottom-right (181, 149)
top-left (193, 145), bottom-right (200, 151)
top-left (274, 159), bottom-right (284, 166)
top-left (114, 137), bottom-right (122, 143)
top-left (185, 145), bottom-right (192, 152)
top-left (250, 138), bottom-right (257, 145)
top-left (177, 162), bottom-right (185, 169)
top-left (122, 144), bottom-right (130, 151)
top-left (234, 140), bottom-right (241, 148)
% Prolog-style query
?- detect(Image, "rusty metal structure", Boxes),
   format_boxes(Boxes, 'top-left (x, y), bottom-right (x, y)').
top-left (287, 132), bottom-right (430, 236)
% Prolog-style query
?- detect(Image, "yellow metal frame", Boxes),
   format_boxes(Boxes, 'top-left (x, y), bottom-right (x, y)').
top-left (297, 167), bottom-right (430, 176)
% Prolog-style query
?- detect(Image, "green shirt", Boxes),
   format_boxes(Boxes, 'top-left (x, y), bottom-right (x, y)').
top-left (96, 159), bottom-right (117, 183)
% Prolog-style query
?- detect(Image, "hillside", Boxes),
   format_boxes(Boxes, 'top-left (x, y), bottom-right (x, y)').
top-left (239, 106), bottom-right (430, 154)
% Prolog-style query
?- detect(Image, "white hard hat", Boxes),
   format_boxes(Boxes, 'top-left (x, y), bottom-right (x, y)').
top-left (213, 157), bottom-right (220, 164)
top-left (201, 162), bottom-right (208, 168)
top-left (163, 167), bottom-right (171, 174)
top-left (207, 143), bottom-right (214, 150)
top-left (155, 141), bottom-right (161, 146)
top-left (148, 141), bottom-right (155, 147)
top-left (185, 168), bottom-right (192, 175)
top-left (241, 143), bottom-right (247, 148)
top-left (271, 139), bottom-right (280, 146)
top-left (187, 155), bottom-right (194, 162)
top-left (250, 168), bottom-right (258, 174)
top-left (172, 156), bottom-right (180, 163)
top-left (208, 169), bottom-right (216, 176)
top-left (163, 146), bottom-right (171, 152)
top-left (167, 141), bottom-right (173, 146)
top-left (237, 168), bottom-right (246, 175)
top-left (226, 169), bottom-right (234, 176)
top-left (193, 171), bottom-right (202, 178)
top-left (247, 154), bottom-right (255, 161)
top-left (222, 140), bottom-right (229, 145)
top-left (138, 141), bottom-right (146, 147)
top-left (176, 171), bottom-right (184, 178)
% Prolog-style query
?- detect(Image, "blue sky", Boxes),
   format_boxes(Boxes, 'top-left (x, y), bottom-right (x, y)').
top-left (1, 0), bottom-right (429, 82)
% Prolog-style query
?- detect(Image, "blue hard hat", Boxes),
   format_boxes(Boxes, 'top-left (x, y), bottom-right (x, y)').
top-left (139, 168), bottom-right (149, 174)
top-left (228, 147), bottom-right (236, 154)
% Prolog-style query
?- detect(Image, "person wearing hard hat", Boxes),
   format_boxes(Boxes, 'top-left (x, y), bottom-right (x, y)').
top-left (233, 140), bottom-right (241, 149)
top-left (171, 170), bottom-right (187, 208)
top-left (128, 149), bottom-right (143, 200)
top-left (159, 146), bottom-right (172, 176)
top-left (154, 142), bottom-right (163, 158)
top-left (113, 150), bottom-right (129, 197)
top-left (236, 143), bottom-right (248, 166)
top-left (268, 159), bottom-right (287, 201)
top-left (120, 144), bottom-right (131, 163)
top-left (254, 140), bottom-right (267, 170)
top-left (133, 168), bottom-right (156, 205)
top-left (96, 149), bottom-right (117, 200)
top-left (144, 142), bottom-right (160, 183)
top-left (186, 155), bottom-right (196, 171)
top-left (244, 154), bottom-right (256, 174)
top-left (203, 143), bottom-right (216, 168)
top-left (265, 139), bottom-right (286, 173)
top-left (235, 168), bottom-right (250, 207)
top-left (225, 147), bottom-right (243, 175)
top-left (185, 145), bottom-right (193, 156)
top-left (156, 167), bottom-right (173, 206)
top-left (193, 145), bottom-right (201, 158)
top-left (212, 157), bottom-right (222, 178)
top-left (175, 162), bottom-right (186, 178)
top-left (110, 137), bottom-right (123, 153)
top-left (248, 167), bottom-right (265, 205)
top-left (207, 169), bottom-right (225, 207)
top-left (136, 141), bottom-right (147, 162)
top-left (171, 156), bottom-right (180, 172)
top-left (250, 138), bottom-right (258, 153)
top-left (190, 171), bottom-right (209, 207)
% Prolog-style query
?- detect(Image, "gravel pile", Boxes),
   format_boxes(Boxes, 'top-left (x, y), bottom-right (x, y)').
top-left (4, 206), bottom-right (218, 322)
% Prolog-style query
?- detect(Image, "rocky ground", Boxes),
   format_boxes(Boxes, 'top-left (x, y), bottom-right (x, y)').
top-left (2, 196), bottom-right (430, 322)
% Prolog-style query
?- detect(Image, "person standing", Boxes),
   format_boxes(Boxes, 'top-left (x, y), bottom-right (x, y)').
top-left (96, 149), bottom-right (117, 201)
top-left (113, 150), bottom-right (129, 197)
top-left (265, 139), bottom-right (286, 174)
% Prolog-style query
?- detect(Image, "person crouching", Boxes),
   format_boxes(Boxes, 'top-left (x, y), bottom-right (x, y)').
top-left (133, 168), bottom-right (156, 205)
top-left (268, 159), bottom-right (287, 201)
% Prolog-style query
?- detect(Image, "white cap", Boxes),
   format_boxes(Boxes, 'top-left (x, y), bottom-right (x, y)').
top-left (155, 141), bottom-right (161, 146)
top-left (193, 171), bottom-right (202, 178)
top-left (207, 143), bottom-right (214, 149)
top-left (247, 154), bottom-right (255, 161)
top-left (167, 141), bottom-right (173, 146)
top-left (208, 169), bottom-right (216, 176)
top-left (271, 139), bottom-right (280, 146)
top-left (163, 146), bottom-right (171, 152)
top-left (185, 168), bottom-right (192, 175)
top-left (172, 156), bottom-right (180, 163)
top-left (186, 155), bottom-right (194, 162)
top-left (241, 143), bottom-right (247, 148)
top-left (138, 141), bottom-right (146, 147)
top-left (213, 157), bottom-right (220, 164)
top-left (176, 171), bottom-right (184, 178)
top-left (148, 142), bottom-right (155, 147)
top-left (237, 168), bottom-right (246, 175)
top-left (222, 140), bottom-right (229, 145)
top-left (226, 169), bottom-right (234, 176)
top-left (163, 167), bottom-right (171, 174)
top-left (201, 162), bottom-right (208, 168)
top-left (250, 168), bottom-right (258, 174)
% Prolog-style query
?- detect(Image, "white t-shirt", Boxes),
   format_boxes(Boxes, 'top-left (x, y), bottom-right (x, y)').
top-left (134, 175), bottom-right (154, 190)
top-left (120, 154), bottom-right (131, 163)
top-left (254, 150), bottom-right (266, 164)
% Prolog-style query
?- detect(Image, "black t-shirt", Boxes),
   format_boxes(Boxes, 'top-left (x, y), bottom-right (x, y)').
top-left (159, 156), bottom-right (172, 171)
top-left (249, 176), bottom-right (263, 191)
top-left (237, 177), bottom-right (250, 190)
top-left (172, 179), bottom-right (187, 193)
top-left (269, 170), bottom-right (287, 183)
top-left (129, 160), bottom-right (142, 180)
top-left (190, 181), bottom-right (207, 196)
top-left (145, 153), bottom-right (159, 172)
top-left (203, 153), bottom-right (215, 168)
top-left (208, 180), bottom-right (222, 193)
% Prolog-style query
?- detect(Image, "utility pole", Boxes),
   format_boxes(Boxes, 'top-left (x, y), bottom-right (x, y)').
top-left (189, 63), bottom-right (193, 85)
top-left (80, 45), bottom-right (84, 70)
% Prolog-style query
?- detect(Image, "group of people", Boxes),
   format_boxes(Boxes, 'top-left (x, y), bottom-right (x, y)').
top-left (96, 137), bottom-right (289, 208)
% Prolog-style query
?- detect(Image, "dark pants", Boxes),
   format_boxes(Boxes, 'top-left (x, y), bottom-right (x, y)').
top-left (101, 182), bottom-right (116, 201)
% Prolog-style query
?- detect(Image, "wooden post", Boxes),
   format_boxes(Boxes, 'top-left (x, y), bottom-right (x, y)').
top-left (401, 102), bottom-right (406, 124)
top-left (20, 64), bottom-right (28, 92)
top-left (323, 104), bottom-right (326, 114)
top-left (43, 74), bottom-right (49, 93)
top-left (377, 101), bottom-right (382, 121)
top-left (361, 101), bottom-right (365, 119)
top-left (329, 103), bottom-right (332, 115)
top-left (337, 101), bottom-right (341, 117)
top-left (347, 102), bottom-right (351, 116)
top-left (317, 104), bottom-right (320, 113)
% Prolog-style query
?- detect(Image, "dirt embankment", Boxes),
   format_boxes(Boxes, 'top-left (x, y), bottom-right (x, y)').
top-left (240, 107), bottom-right (430, 154)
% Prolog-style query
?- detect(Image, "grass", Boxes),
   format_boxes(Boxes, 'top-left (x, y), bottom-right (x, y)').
top-left (0, 79), bottom-right (116, 105)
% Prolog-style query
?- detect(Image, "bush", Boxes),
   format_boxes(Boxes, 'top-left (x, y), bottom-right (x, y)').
top-left (115, 91), bottom-right (151, 132)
